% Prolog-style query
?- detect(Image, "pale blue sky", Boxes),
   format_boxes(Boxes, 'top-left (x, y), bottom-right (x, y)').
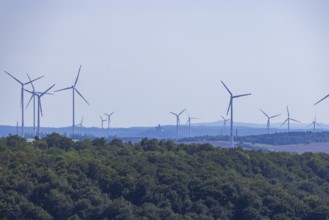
top-left (1, 0), bottom-right (329, 128)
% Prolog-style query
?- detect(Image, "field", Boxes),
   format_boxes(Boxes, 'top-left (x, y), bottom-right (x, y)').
top-left (261, 142), bottom-right (329, 154)
top-left (180, 140), bottom-right (329, 154)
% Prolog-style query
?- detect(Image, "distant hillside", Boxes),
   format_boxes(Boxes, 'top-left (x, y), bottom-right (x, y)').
top-left (1, 120), bottom-right (328, 140)
top-left (0, 134), bottom-right (329, 219)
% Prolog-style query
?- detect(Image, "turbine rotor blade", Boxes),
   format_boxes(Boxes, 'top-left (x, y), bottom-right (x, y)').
top-left (170, 112), bottom-right (177, 116)
top-left (23, 89), bottom-right (33, 94)
top-left (233, 93), bottom-right (251, 98)
top-left (314, 94), bottom-right (329, 105)
top-left (178, 109), bottom-right (185, 116)
top-left (54, 86), bottom-right (72, 92)
top-left (39, 100), bottom-right (43, 117)
top-left (221, 81), bottom-right (232, 96)
top-left (4, 71), bottom-right (22, 84)
top-left (226, 99), bottom-right (232, 115)
top-left (260, 109), bottom-right (269, 118)
top-left (75, 88), bottom-right (90, 105)
top-left (270, 114), bottom-right (281, 119)
top-left (25, 75), bottom-right (44, 85)
top-left (26, 94), bottom-right (34, 109)
top-left (281, 119), bottom-right (288, 127)
top-left (40, 84), bottom-right (56, 97)
top-left (74, 65), bottom-right (82, 87)
top-left (26, 73), bottom-right (35, 91)
top-left (291, 118), bottom-right (301, 123)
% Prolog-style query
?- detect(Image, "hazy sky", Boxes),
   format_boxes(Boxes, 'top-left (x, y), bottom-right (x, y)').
top-left (1, 0), bottom-right (329, 128)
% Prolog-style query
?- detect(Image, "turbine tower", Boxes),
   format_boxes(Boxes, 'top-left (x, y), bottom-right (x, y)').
top-left (260, 109), bottom-right (280, 135)
top-left (54, 65), bottom-right (89, 136)
top-left (170, 109), bottom-right (185, 140)
top-left (25, 84), bottom-right (55, 138)
top-left (221, 81), bottom-right (251, 148)
top-left (314, 93), bottom-right (329, 106)
top-left (104, 112), bottom-right (114, 138)
top-left (281, 106), bottom-right (300, 132)
top-left (307, 116), bottom-right (321, 132)
top-left (4, 71), bottom-right (44, 138)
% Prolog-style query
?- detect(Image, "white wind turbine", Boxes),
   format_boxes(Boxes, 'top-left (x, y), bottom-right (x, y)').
top-left (221, 81), bottom-right (251, 148)
top-left (170, 109), bottom-right (185, 140)
top-left (186, 111), bottom-right (198, 138)
top-left (76, 116), bottom-right (84, 136)
top-left (281, 106), bottom-right (300, 132)
top-left (26, 73), bottom-right (44, 137)
top-left (54, 65), bottom-right (89, 136)
top-left (25, 84), bottom-right (55, 138)
top-left (4, 71), bottom-right (44, 138)
top-left (307, 116), bottom-right (321, 132)
top-left (221, 115), bottom-right (230, 136)
top-left (260, 109), bottom-right (281, 135)
top-left (104, 112), bottom-right (114, 138)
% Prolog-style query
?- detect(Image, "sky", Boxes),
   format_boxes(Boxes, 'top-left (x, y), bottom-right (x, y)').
top-left (0, 0), bottom-right (329, 128)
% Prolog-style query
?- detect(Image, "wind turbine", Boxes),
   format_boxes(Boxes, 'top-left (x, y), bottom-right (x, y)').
top-left (76, 116), bottom-right (84, 136)
top-left (186, 112), bottom-right (198, 138)
top-left (307, 116), bottom-right (321, 132)
top-left (99, 115), bottom-right (107, 137)
top-left (221, 115), bottom-right (230, 136)
top-left (54, 65), bottom-right (89, 136)
top-left (25, 84), bottom-right (55, 138)
top-left (280, 106), bottom-right (300, 132)
top-left (26, 73), bottom-right (43, 137)
top-left (314, 93), bottom-right (329, 106)
top-left (4, 71), bottom-right (44, 138)
top-left (260, 109), bottom-right (281, 134)
top-left (104, 112), bottom-right (114, 138)
top-left (170, 109), bottom-right (185, 140)
top-left (221, 81), bottom-right (251, 148)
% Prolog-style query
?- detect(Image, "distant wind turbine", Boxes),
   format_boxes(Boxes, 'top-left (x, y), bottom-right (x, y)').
top-left (221, 115), bottom-right (230, 136)
top-left (186, 111), bottom-right (198, 138)
top-left (25, 84), bottom-right (55, 138)
top-left (307, 116), bottom-right (321, 132)
top-left (76, 116), bottom-right (84, 136)
top-left (54, 65), bottom-right (89, 136)
top-left (26, 73), bottom-right (44, 137)
top-left (314, 93), bottom-right (329, 106)
top-left (260, 109), bottom-right (280, 134)
top-left (104, 112), bottom-right (114, 138)
top-left (4, 71), bottom-right (44, 138)
top-left (280, 106), bottom-right (300, 132)
top-left (221, 81), bottom-right (251, 148)
top-left (100, 115), bottom-right (107, 129)
top-left (170, 109), bottom-right (185, 140)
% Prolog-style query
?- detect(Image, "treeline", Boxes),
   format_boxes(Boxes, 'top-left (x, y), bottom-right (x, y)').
top-left (182, 131), bottom-right (329, 146)
top-left (0, 133), bottom-right (329, 220)
top-left (242, 132), bottom-right (329, 145)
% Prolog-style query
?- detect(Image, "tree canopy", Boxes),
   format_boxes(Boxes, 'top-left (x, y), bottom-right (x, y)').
top-left (0, 133), bottom-right (329, 219)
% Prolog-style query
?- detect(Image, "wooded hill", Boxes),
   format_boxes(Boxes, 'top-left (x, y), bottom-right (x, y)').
top-left (0, 134), bottom-right (329, 219)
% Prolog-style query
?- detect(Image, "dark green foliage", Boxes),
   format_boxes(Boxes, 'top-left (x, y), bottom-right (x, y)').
top-left (0, 134), bottom-right (329, 219)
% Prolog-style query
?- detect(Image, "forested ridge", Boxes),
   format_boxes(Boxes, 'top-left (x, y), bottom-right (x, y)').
top-left (0, 133), bottom-right (329, 220)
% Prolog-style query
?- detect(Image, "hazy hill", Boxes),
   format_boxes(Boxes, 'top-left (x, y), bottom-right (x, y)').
top-left (1, 120), bottom-right (328, 139)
